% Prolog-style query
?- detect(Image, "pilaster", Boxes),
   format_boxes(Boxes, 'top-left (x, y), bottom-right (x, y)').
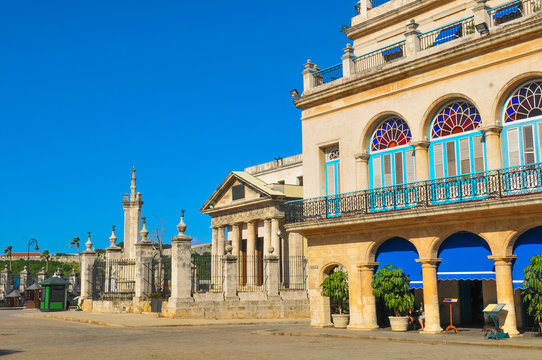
top-left (481, 125), bottom-right (503, 170)
top-left (410, 140), bottom-right (430, 181)
top-left (354, 152), bottom-right (370, 190)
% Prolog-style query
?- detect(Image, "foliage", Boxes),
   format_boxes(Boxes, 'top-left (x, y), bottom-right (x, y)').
top-left (522, 255), bottom-right (542, 323)
top-left (41, 250), bottom-right (51, 272)
top-left (117, 241), bottom-right (124, 249)
top-left (320, 270), bottom-right (349, 315)
top-left (70, 237), bottom-right (81, 254)
top-left (3, 245), bottom-right (13, 270)
top-left (372, 264), bottom-right (414, 317)
top-left (0, 259), bottom-right (80, 277)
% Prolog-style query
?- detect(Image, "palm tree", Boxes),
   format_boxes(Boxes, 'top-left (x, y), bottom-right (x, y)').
top-left (70, 237), bottom-right (81, 266)
top-left (3, 245), bottom-right (13, 271)
top-left (41, 249), bottom-right (51, 272)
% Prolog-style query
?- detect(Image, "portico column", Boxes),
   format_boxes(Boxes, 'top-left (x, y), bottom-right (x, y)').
top-left (217, 226), bottom-right (226, 285)
top-left (232, 223), bottom-right (241, 259)
top-left (211, 227), bottom-right (219, 289)
top-left (482, 125), bottom-right (503, 170)
top-left (354, 152), bottom-right (370, 190)
top-left (416, 258), bottom-right (443, 334)
top-left (271, 218), bottom-right (280, 257)
top-left (247, 221), bottom-right (256, 285)
top-left (349, 263), bottom-right (379, 330)
top-left (411, 140), bottom-right (430, 181)
top-left (489, 256), bottom-right (520, 336)
top-left (263, 219), bottom-right (272, 255)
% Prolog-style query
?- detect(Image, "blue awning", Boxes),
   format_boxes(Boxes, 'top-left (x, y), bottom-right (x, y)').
top-left (375, 237), bottom-right (422, 288)
top-left (437, 232), bottom-right (495, 280)
top-left (382, 46), bottom-right (402, 57)
top-left (494, 4), bottom-right (521, 19)
top-left (512, 227), bottom-right (542, 289)
top-left (433, 25), bottom-right (461, 46)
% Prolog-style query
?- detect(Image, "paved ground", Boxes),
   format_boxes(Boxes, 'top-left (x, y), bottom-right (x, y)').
top-left (1, 310), bottom-right (542, 359)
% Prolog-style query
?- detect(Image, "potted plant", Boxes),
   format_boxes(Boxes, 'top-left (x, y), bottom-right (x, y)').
top-left (320, 270), bottom-right (349, 328)
top-left (522, 255), bottom-right (542, 329)
top-left (372, 264), bottom-right (414, 331)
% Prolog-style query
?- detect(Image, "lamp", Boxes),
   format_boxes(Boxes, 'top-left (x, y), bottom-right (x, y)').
top-left (289, 89), bottom-right (300, 100)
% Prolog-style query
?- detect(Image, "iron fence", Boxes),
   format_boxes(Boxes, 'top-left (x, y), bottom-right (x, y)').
top-left (312, 63), bottom-right (343, 87)
top-left (192, 253), bottom-right (221, 292)
top-left (285, 163), bottom-right (542, 224)
top-left (353, 40), bottom-right (406, 74)
top-left (418, 16), bottom-right (475, 51)
top-left (280, 256), bottom-right (307, 291)
top-left (237, 255), bottom-right (264, 292)
top-left (488, 0), bottom-right (541, 26)
top-left (94, 258), bottom-right (136, 301)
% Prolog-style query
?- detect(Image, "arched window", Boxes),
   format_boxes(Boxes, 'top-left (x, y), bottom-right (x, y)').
top-left (502, 80), bottom-right (542, 167)
top-left (369, 117), bottom-right (415, 188)
top-left (429, 101), bottom-right (485, 178)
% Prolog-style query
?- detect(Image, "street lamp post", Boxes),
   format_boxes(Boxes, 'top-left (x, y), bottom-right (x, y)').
top-left (27, 238), bottom-right (39, 269)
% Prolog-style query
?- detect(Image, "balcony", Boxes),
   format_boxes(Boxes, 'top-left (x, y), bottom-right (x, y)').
top-left (355, 0), bottom-right (392, 15)
top-left (284, 163), bottom-right (542, 224)
top-left (488, 0), bottom-right (541, 26)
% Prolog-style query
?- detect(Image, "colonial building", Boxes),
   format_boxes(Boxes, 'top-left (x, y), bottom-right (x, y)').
top-left (285, 0), bottom-right (542, 335)
top-left (201, 155), bottom-right (306, 290)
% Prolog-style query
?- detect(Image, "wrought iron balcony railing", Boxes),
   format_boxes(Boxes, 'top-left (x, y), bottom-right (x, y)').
top-left (487, 0), bottom-right (541, 26)
top-left (418, 16), bottom-right (475, 51)
top-left (353, 40), bottom-right (406, 73)
top-left (284, 163), bottom-right (542, 224)
top-left (312, 63), bottom-right (343, 86)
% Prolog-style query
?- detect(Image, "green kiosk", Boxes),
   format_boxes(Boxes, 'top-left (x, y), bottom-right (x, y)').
top-left (39, 276), bottom-right (70, 312)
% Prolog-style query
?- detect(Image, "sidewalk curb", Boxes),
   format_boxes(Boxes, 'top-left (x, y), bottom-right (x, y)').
top-left (252, 330), bottom-right (542, 350)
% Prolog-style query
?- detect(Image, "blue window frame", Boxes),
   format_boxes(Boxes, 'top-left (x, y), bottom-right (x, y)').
top-left (324, 146), bottom-right (340, 217)
top-left (429, 101), bottom-right (486, 179)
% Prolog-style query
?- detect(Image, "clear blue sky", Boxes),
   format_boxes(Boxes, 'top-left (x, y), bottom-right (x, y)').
top-left (0, 1), bottom-right (354, 254)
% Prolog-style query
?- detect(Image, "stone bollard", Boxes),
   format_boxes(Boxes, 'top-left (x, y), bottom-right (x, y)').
top-left (167, 211), bottom-right (194, 312)
top-left (222, 246), bottom-right (239, 301)
top-left (80, 233), bottom-right (97, 308)
top-left (264, 247), bottom-right (280, 300)
top-left (19, 266), bottom-right (30, 293)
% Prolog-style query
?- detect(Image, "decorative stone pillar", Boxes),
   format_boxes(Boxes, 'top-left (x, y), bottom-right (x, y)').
top-left (168, 211), bottom-right (194, 310)
top-left (246, 221), bottom-right (256, 286)
top-left (265, 247), bottom-right (280, 300)
top-left (105, 226), bottom-right (122, 293)
top-left (404, 20), bottom-right (421, 57)
top-left (134, 220), bottom-right (154, 304)
top-left (37, 268), bottom-right (48, 283)
top-left (416, 258), bottom-right (443, 334)
top-left (80, 233), bottom-right (97, 307)
top-left (354, 152), bottom-right (370, 190)
top-left (19, 266), bottom-right (30, 293)
top-left (122, 168), bottom-right (143, 259)
top-left (302, 59), bottom-right (320, 92)
top-left (350, 263), bottom-right (379, 330)
top-left (341, 44), bottom-right (356, 78)
top-left (223, 245), bottom-right (239, 301)
top-left (489, 256), bottom-right (520, 336)
top-left (473, 0), bottom-right (491, 34)
top-left (0, 264), bottom-right (12, 302)
top-left (482, 125), bottom-right (503, 170)
top-left (271, 219), bottom-right (280, 258)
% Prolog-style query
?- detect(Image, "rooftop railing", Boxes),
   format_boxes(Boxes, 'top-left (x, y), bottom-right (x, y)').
top-left (312, 63), bottom-right (343, 86)
top-left (355, 0), bottom-right (392, 15)
top-left (353, 40), bottom-right (406, 73)
top-left (488, 0), bottom-right (541, 26)
top-left (418, 16), bottom-right (475, 51)
top-left (285, 163), bottom-right (542, 224)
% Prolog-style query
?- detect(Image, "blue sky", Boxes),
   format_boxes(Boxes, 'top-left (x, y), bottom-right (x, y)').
top-left (0, 1), bottom-right (354, 254)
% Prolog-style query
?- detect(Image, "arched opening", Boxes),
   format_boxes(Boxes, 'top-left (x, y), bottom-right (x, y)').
top-left (320, 263), bottom-right (349, 326)
top-left (512, 226), bottom-right (542, 329)
top-left (375, 237), bottom-right (421, 328)
top-left (437, 232), bottom-right (495, 327)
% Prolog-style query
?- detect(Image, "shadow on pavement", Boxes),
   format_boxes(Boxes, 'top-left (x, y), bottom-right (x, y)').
top-left (0, 350), bottom-right (23, 357)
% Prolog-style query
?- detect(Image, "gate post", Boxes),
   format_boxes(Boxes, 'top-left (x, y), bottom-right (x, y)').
top-left (105, 226), bottom-right (122, 292)
top-left (134, 220), bottom-right (154, 312)
top-left (264, 247), bottom-right (280, 300)
top-left (0, 264), bottom-right (12, 303)
top-left (223, 246), bottom-right (239, 301)
top-left (37, 268), bottom-right (48, 283)
top-left (19, 266), bottom-right (30, 293)
top-left (80, 233), bottom-right (97, 309)
top-left (167, 211), bottom-right (194, 315)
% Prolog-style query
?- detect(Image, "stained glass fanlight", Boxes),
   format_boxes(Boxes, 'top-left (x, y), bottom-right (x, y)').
top-left (431, 101), bottom-right (481, 139)
top-left (504, 80), bottom-right (542, 123)
top-left (371, 117), bottom-right (412, 152)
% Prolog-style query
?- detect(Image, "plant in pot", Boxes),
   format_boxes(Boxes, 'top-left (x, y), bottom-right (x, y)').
top-left (321, 270), bottom-right (349, 328)
top-left (372, 264), bottom-right (414, 331)
top-left (522, 255), bottom-right (542, 330)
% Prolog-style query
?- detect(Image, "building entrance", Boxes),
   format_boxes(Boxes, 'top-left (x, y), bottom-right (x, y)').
top-left (458, 280), bottom-right (484, 326)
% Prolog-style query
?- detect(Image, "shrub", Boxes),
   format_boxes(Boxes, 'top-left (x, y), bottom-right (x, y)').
top-left (320, 270), bottom-right (348, 314)
top-left (372, 264), bottom-right (414, 317)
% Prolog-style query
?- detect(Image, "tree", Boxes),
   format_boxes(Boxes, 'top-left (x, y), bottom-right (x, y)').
top-left (41, 249), bottom-right (51, 272)
top-left (372, 264), bottom-right (414, 317)
top-left (3, 245), bottom-right (13, 271)
top-left (320, 270), bottom-right (349, 315)
top-left (523, 255), bottom-right (542, 323)
top-left (70, 237), bottom-right (81, 269)
top-left (148, 217), bottom-right (166, 293)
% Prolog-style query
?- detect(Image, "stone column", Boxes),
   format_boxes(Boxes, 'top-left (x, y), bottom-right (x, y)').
top-left (232, 223), bottom-right (241, 258)
top-left (80, 235), bottom-right (97, 307)
top-left (351, 263), bottom-right (379, 330)
top-left (168, 212), bottom-right (194, 311)
top-left (0, 264), bottom-right (12, 302)
top-left (223, 246), bottom-right (239, 301)
top-left (417, 258), bottom-right (443, 334)
top-left (355, 152), bottom-right (370, 190)
top-left (19, 266), bottom-right (30, 293)
top-left (211, 226), bottom-right (218, 289)
top-left (134, 222), bottom-right (154, 305)
top-left (404, 20), bottom-right (421, 57)
top-left (302, 59), bottom-right (319, 92)
top-left (247, 221), bottom-right (256, 286)
top-left (341, 44), bottom-right (355, 78)
top-left (265, 247), bottom-right (280, 300)
top-left (473, 0), bottom-right (491, 34)
top-left (271, 219), bottom-right (280, 258)
top-left (489, 256), bottom-right (520, 336)
top-left (482, 125), bottom-right (503, 170)
top-left (263, 219), bottom-right (272, 257)
top-left (217, 226), bottom-right (226, 256)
